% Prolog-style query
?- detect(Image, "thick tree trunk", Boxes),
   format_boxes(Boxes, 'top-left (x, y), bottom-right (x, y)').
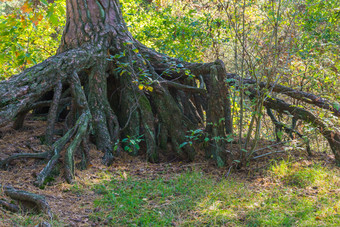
top-left (0, 0), bottom-right (232, 185)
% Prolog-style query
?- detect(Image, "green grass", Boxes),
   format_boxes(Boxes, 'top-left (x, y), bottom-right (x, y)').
top-left (92, 171), bottom-right (215, 225)
top-left (92, 161), bottom-right (340, 226)
top-left (0, 214), bottom-right (65, 227)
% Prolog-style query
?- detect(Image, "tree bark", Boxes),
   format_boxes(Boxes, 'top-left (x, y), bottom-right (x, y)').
top-left (0, 0), bottom-right (233, 185)
top-left (0, 184), bottom-right (52, 217)
top-left (263, 96), bottom-right (340, 164)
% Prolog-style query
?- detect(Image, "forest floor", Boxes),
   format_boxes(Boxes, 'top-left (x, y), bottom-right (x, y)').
top-left (0, 117), bottom-right (339, 226)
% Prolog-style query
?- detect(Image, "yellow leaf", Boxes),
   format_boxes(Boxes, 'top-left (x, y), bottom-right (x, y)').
top-left (146, 86), bottom-right (153, 92)
top-left (138, 85), bottom-right (144, 90)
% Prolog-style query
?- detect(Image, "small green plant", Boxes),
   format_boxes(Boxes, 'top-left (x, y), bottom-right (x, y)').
top-left (180, 127), bottom-right (234, 148)
top-left (179, 128), bottom-right (204, 148)
top-left (115, 134), bottom-right (144, 154)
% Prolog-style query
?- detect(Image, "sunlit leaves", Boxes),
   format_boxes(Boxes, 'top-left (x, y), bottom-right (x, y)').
top-left (138, 84), bottom-right (153, 92)
top-left (0, 0), bottom-right (66, 79)
top-left (121, 0), bottom-right (224, 62)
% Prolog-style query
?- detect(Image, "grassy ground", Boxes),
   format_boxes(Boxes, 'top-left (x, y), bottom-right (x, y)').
top-left (1, 119), bottom-right (339, 226)
top-left (1, 157), bottom-right (339, 226)
top-left (88, 159), bottom-right (340, 226)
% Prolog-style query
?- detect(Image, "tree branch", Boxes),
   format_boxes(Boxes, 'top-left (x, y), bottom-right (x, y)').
top-left (227, 74), bottom-right (340, 117)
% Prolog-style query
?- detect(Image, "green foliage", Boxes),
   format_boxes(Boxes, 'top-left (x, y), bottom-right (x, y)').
top-left (0, 0), bottom-right (65, 79)
top-left (120, 135), bottom-right (144, 153)
top-left (180, 125), bottom-right (234, 150)
top-left (292, 0), bottom-right (340, 101)
top-left (121, 0), bottom-right (224, 62)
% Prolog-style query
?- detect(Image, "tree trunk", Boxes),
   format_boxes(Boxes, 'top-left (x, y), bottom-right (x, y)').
top-left (0, 0), bottom-right (232, 185)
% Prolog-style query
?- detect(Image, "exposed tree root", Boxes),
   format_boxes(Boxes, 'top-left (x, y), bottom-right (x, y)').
top-left (0, 46), bottom-right (97, 128)
top-left (227, 74), bottom-right (340, 117)
top-left (0, 0), bottom-right (234, 186)
top-left (0, 184), bottom-right (52, 217)
top-left (35, 125), bottom-right (77, 187)
top-left (0, 152), bottom-right (49, 169)
top-left (36, 71), bottom-right (92, 186)
top-left (45, 80), bottom-right (63, 144)
top-left (224, 74), bottom-right (339, 164)
top-left (267, 107), bottom-right (311, 155)
top-left (0, 199), bottom-right (20, 213)
top-left (258, 93), bottom-right (340, 164)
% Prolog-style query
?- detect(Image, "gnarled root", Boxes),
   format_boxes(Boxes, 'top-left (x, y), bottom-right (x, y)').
top-left (267, 107), bottom-right (312, 155)
top-left (262, 94), bottom-right (340, 164)
top-left (0, 199), bottom-right (20, 213)
top-left (0, 152), bottom-right (49, 169)
top-left (0, 41), bottom-right (235, 188)
top-left (0, 184), bottom-right (52, 217)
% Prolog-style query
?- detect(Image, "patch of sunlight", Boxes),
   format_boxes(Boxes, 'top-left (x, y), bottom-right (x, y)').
top-left (90, 160), bottom-right (340, 226)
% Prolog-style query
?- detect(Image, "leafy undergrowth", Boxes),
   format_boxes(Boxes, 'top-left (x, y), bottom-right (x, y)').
top-left (0, 119), bottom-right (339, 226)
top-left (90, 160), bottom-right (340, 226)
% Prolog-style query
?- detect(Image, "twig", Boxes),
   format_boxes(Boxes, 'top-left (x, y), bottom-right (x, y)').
top-left (252, 149), bottom-right (286, 160)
